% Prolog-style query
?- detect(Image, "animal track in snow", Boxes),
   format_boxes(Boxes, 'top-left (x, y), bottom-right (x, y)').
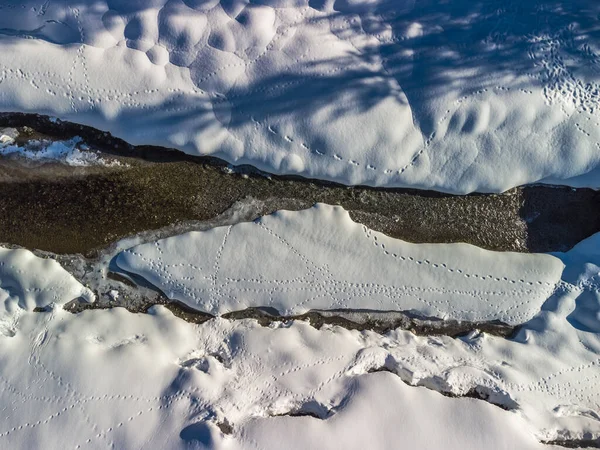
top-left (1, 0), bottom-right (600, 191)
top-left (116, 205), bottom-right (563, 324)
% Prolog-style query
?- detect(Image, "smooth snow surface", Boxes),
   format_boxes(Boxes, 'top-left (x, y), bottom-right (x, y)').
top-left (242, 373), bottom-right (547, 450)
top-left (1, 1), bottom-right (600, 191)
top-left (116, 204), bottom-right (564, 323)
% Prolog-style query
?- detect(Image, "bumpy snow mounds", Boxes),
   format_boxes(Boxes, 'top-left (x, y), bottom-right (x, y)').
top-left (1, 1), bottom-right (600, 192)
top-left (1, 230), bottom-right (600, 447)
top-left (116, 204), bottom-right (564, 323)
top-left (0, 309), bottom-right (551, 450)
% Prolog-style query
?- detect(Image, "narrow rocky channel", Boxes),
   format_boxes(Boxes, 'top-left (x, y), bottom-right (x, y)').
top-left (0, 113), bottom-right (598, 256)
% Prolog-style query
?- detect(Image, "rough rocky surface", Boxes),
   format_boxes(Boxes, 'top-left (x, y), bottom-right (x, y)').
top-left (0, 114), bottom-right (598, 256)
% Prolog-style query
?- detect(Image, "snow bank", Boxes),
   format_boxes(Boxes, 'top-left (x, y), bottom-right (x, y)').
top-left (0, 306), bottom-right (556, 450)
top-left (1, 0), bottom-right (600, 192)
top-left (116, 204), bottom-right (564, 323)
top-left (0, 227), bottom-right (599, 446)
top-left (241, 373), bottom-right (546, 450)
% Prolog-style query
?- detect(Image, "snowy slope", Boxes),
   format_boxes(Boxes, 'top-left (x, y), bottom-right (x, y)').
top-left (116, 204), bottom-right (564, 323)
top-left (2, 224), bottom-right (600, 446)
top-left (1, 0), bottom-right (600, 192)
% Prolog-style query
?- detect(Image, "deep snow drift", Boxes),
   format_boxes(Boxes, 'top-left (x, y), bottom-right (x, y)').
top-left (1, 0), bottom-right (600, 192)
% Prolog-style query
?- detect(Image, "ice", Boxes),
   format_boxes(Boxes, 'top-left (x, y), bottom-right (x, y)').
top-left (0, 137), bottom-right (119, 166)
top-left (0, 0), bottom-right (599, 192)
top-left (116, 204), bottom-right (564, 323)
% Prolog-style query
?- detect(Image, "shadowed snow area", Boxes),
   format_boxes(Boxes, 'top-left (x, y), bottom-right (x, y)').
top-left (116, 204), bottom-right (564, 323)
top-left (1, 0), bottom-right (600, 192)
top-left (0, 216), bottom-right (600, 447)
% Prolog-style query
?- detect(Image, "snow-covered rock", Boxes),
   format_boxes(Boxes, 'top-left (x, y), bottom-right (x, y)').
top-left (116, 204), bottom-right (564, 323)
top-left (0, 128), bottom-right (18, 147)
top-left (0, 247), bottom-right (94, 315)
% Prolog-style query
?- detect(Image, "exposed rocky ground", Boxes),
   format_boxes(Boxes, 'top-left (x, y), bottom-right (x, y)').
top-left (0, 113), bottom-right (598, 256)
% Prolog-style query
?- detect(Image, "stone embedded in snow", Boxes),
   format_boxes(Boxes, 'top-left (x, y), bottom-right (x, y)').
top-left (1, 0), bottom-right (600, 192)
top-left (116, 204), bottom-right (564, 323)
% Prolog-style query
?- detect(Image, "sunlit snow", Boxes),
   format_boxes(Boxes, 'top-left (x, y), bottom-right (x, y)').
top-left (0, 207), bottom-right (599, 447)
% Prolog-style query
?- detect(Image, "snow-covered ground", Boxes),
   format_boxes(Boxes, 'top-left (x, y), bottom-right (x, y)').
top-left (1, 0), bottom-right (600, 192)
top-left (1, 0), bottom-right (600, 447)
top-left (0, 307), bottom-right (559, 450)
top-left (0, 206), bottom-right (599, 448)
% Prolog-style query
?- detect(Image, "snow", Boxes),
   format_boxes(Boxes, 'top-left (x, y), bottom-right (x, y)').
top-left (0, 246), bottom-right (94, 337)
top-left (0, 136), bottom-right (120, 166)
top-left (1, 1), bottom-right (600, 445)
top-left (116, 204), bottom-right (564, 324)
top-left (241, 373), bottom-right (548, 450)
top-left (1, 214), bottom-right (600, 446)
top-left (0, 128), bottom-right (18, 147)
top-left (0, 0), bottom-right (600, 192)
top-left (0, 247), bottom-right (94, 314)
top-left (0, 307), bottom-right (557, 450)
